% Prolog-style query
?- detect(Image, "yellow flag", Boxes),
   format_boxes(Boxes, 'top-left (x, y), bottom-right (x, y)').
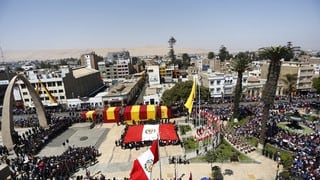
top-left (40, 81), bottom-right (58, 103)
top-left (184, 77), bottom-right (196, 114)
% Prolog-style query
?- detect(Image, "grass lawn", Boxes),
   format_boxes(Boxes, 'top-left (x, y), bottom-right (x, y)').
top-left (246, 136), bottom-right (259, 147)
top-left (179, 125), bottom-right (192, 135)
top-left (228, 117), bottom-right (249, 127)
top-left (189, 138), bottom-right (253, 163)
top-left (277, 122), bottom-right (314, 135)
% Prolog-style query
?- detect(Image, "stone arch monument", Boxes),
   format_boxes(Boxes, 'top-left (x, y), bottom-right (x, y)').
top-left (1, 74), bottom-right (48, 150)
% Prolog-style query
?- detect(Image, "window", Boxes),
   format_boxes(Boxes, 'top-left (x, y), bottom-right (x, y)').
top-left (58, 89), bottom-right (64, 93)
top-left (217, 80), bottom-right (221, 85)
top-left (57, 81), bottom-right (62, 86)
top-left (148, 69), bottom-right (154, 73)
top-left (23, 92), bottom-right (28, 95)
top-left (210, 81), bottom-right (214, 85)
top-left (60, 96), bottom-right (65, 99)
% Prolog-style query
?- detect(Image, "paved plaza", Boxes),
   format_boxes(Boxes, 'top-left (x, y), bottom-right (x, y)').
top-left (0, 118), bottom-right (280, 180)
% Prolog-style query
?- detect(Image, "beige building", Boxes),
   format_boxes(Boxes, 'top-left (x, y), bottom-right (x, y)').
top-left (159, 62), bottom-right (180, 83)
top-left (202, 57), bottom-right (221, 72)
top-left (98, 51), bottom-right (133, 80)
top-left (103, 72), bottom-right (146, 106)
top-left (80, 51), bottom-right (103, 70)
top-left (261, 61), bottom-right (314, 95)
top-left (63, 67), bottom-right (105, 99)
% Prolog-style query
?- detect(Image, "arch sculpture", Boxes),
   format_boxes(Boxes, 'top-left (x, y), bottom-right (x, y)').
top-left (1, 74), bottom-right (48, 150)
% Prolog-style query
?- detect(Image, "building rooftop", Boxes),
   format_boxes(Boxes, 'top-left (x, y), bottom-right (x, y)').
top-left (106, 78), bottom-right (140, 97)
top-left (73, 68), bottom-right (99, 78)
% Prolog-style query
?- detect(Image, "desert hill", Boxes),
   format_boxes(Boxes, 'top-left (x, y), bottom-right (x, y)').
top-left (2, 46), bottom-right (209, 61)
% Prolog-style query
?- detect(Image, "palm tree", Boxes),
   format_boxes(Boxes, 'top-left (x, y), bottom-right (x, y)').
top-left (231, 52), bottom-right (251, 119)
top-left (281, 73), bottom-right (297, 103)
top-left (258, 46), bottom-right (291, 148)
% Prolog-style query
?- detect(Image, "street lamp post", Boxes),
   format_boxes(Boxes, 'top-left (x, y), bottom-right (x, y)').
top-left (275, 153), bottom-right (281, 180)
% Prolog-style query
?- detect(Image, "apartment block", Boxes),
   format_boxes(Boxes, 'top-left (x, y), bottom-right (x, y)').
top-left (16, 66), bottom-right (104, 107)
top-left (80, 51), bottom-right (103, 70)
top-left (260, 61), bottom-right (314, 95)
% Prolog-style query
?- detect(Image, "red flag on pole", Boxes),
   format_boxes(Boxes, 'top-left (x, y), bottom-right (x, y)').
top-left (130, 140), bottom-right (159, 180)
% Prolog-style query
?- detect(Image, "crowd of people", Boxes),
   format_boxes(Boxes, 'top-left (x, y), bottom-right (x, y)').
top-left (115, 122), bottom-right (182, 150)
top-left (231, 101), bottom-right (319, 179)
top-left (1, 96), bottom-right (319, 179)
top-left (11, 116), bottom-right (73, 156)
top-left (168, 155), bottom-right (190, 164)
top-left (0, 109), bottom-right (103, 179)
top-left (8, 146), bottom-right (100, 179)
top-left (223, 126), bottom-right (256, 154)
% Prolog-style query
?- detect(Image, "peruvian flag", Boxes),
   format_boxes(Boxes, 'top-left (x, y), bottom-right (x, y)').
top-left (130, 140), bottom-right (159, 180)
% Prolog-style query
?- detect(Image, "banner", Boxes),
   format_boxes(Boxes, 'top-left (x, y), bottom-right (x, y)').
top-left (103, 106), bottom-right (121, 123)
top-left (184, 77), bottom-right (196, 114)
top-left (86, 110), bottom-right (96, 120)
top-left (123, 124), bottom-right (178, 143)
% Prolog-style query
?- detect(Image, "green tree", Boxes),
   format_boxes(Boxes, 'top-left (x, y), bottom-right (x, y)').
top-left (168, 37), bottom-right (176, 61)
top-left (218, 45), bottom-right (231, 62)
top-left (231, 52), bottom-right (251, 119)
top-left (141, 60), bottom-right (146, 70)
top-left (312, 78), bottom-right (320, 93)
top-left (172, 59), bottom-right (183, 69)
top-left (281, 73), bottom-right (297, 103)
top-left (60, 59), bottom-right (68, 65)
top-left (161, 81), bottom-right (209, 106)
top-left (39, 61), bottom-right (51, 69)
top-left (182, 53), bottom-right (191, 69)
top-left (258, 46), bottom-right (291, 147)
top-left (208, 52), bottom-right (215, 59)
top-left (205, 150), bottom-right (219, 167)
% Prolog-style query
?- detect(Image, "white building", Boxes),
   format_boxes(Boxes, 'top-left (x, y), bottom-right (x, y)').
top-left (200, 71), bottom-right (250, 99)
top-left (147, 65), bottom-right (160, 86)
top-left (16, 66), bottom-right (104, 108)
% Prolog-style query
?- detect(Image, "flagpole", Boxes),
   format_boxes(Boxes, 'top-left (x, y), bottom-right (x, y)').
top-left (157, 134), bottom-right (162, 180)
top-left (197, 74), bottom-right (201, 152)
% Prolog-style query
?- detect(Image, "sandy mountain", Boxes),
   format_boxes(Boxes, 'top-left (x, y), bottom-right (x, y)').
top-left (2, 46), bottom-right (209, 61)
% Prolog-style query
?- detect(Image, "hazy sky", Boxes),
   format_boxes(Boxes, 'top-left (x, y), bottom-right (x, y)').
top-left (0, 0), bottom-right (319, 52)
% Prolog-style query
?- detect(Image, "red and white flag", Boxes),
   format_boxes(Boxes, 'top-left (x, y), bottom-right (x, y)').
top-left (130, 140), bottom-right (159, 180)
